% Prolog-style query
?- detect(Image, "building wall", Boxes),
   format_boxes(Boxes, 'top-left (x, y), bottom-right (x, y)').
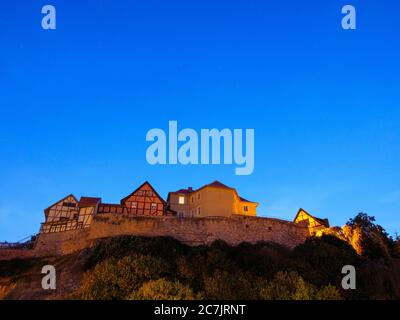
top-left (189, 187), bottom-right (234, 217)
top-left (232, 195), bottom-right (257, 216)
top-left (171, 186), bottom-right (257, 218)
top-left (169, 193), bottom-right (191, 217)
top-left (33, 214), bottom-right (310, 256)
top-left (34, 228), bottom-right (89, 256)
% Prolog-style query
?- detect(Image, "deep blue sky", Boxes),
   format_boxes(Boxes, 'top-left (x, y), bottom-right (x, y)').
top-left (1, 0), bottom-right (399, 241)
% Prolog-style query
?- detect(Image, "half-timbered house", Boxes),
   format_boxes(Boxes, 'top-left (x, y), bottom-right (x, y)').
top-left (41, 181), bottom-right (175, 234)
top-left (41, 194), bottom-right (79, 233)
top-left (293, 208), bottom-right (330, 235)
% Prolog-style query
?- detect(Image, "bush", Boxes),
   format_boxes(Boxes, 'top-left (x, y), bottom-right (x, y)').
top-left (259, 271), bottom-right (316, 300)
top-left (202, 270), bottom-right (258, 300)
top-left (291, 235), bottom-right (360, 287)
top-left (74, 254), bottom-right (169, 300)
top-left (129, 278), bottom-right (200, 300)
top-left (259, 271), bottom-right (343, 300)
top-left (85, 236), bottom-right (189, 270)
top-left (315, 284), bottom-right (343, 300)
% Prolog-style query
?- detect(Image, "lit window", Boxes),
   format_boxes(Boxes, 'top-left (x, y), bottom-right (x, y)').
top-left (243, 206), bottom-right (249, 212)
top-left (179, 196), bottom-right (185, 204)
top-left (151, 203), bottom-right (157, 210)
top-left (131, 202), bottom-right (137, 209)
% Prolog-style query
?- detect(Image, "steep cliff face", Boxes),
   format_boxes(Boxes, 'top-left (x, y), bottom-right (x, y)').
top-left (0, 253), bottom-right (87, 300)
top-left (0, 279), bottom-right (16, 300)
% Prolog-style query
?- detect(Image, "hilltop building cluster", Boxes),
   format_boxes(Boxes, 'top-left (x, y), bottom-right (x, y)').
top-left (40, 180), bottom-right (329, 236)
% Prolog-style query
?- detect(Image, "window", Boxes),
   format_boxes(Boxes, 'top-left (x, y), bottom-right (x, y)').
top-left (131, 202), bottom-right (137, 209)
top-left (191, 196), bottom-right (194, 203)
top-left (63, 202), bottom-right (76, 208)
top-left (243, 206), bottom-right (249, 212)
top-left (197, 207), bottom-right (201, 215)
top-left (147, 191), bottom-right (153, 196)
top-left (137, 191), bottom-right (143, 196)
top-left (178, 196), bottom-right (185, 204)
top-left (198, 193), bottom-right (200, 200)
top-left (178, 212), bottom-right (184, 218)
top-left (151, 203), bottom-right (157, 210)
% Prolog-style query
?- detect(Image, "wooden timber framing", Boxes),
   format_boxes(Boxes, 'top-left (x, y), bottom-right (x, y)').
top-left (40, 181), bottom-right (175, 235)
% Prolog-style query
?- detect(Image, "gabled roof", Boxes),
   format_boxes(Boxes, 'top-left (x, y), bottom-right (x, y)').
top-left (167, 180), bottom-right (258, 205)
top-left (44, 194), bottom-right (78, 217)
top-left (239, 196), bottom-right (253, 203)
top-left (120, 181), bottom-right (166, 205)
top-left (206, 181), bottom-right (232, 189)
top-left (78, 197), bottom-right (102, 207)
top-left (173, 188), bottom-right (195, 194)
top-left (294, 208), bottom-right (330, 228)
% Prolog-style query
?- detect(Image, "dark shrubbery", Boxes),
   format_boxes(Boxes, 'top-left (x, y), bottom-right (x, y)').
top-left (74, 213), bottom-right (400, 300)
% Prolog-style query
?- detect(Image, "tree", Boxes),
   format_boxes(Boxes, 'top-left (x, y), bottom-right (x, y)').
top-left (74, 254), bottom-right (169, 300)
top-left (315, 284), bottom-right (343, 300)
top-left (346, 213), bottom-right (393, 260)
top-left (291, 235), bottom-right (360, 287)
top-left (129, 278), bottom-right (200, 300)
top-left (202, 270), bottom-right (258, 300)
top-left (259, 271), bottom-right (316, 300)
top-left (259, 271), bottom-right (343, 300)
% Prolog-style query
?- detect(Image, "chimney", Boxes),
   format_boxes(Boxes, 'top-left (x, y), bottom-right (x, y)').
top-left (188, 187), bottom-right (193, 191)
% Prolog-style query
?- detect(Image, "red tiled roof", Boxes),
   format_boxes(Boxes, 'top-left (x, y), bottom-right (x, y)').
top-left (205, 181), bottom-right (232, 189)
top-left (120, 181), bottom-right (166, 205)
top-left (78, 197), bottom-right (101, 207)
top-left (174, 188), bottom-right (194, 194)
top-left (239, 196), bottom-right (252, 203)
top-left (168, 180), bottom-right (258, 204)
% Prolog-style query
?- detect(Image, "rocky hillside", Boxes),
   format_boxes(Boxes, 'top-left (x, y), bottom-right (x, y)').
top-left (1, 219), bottom-right (399, 300)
